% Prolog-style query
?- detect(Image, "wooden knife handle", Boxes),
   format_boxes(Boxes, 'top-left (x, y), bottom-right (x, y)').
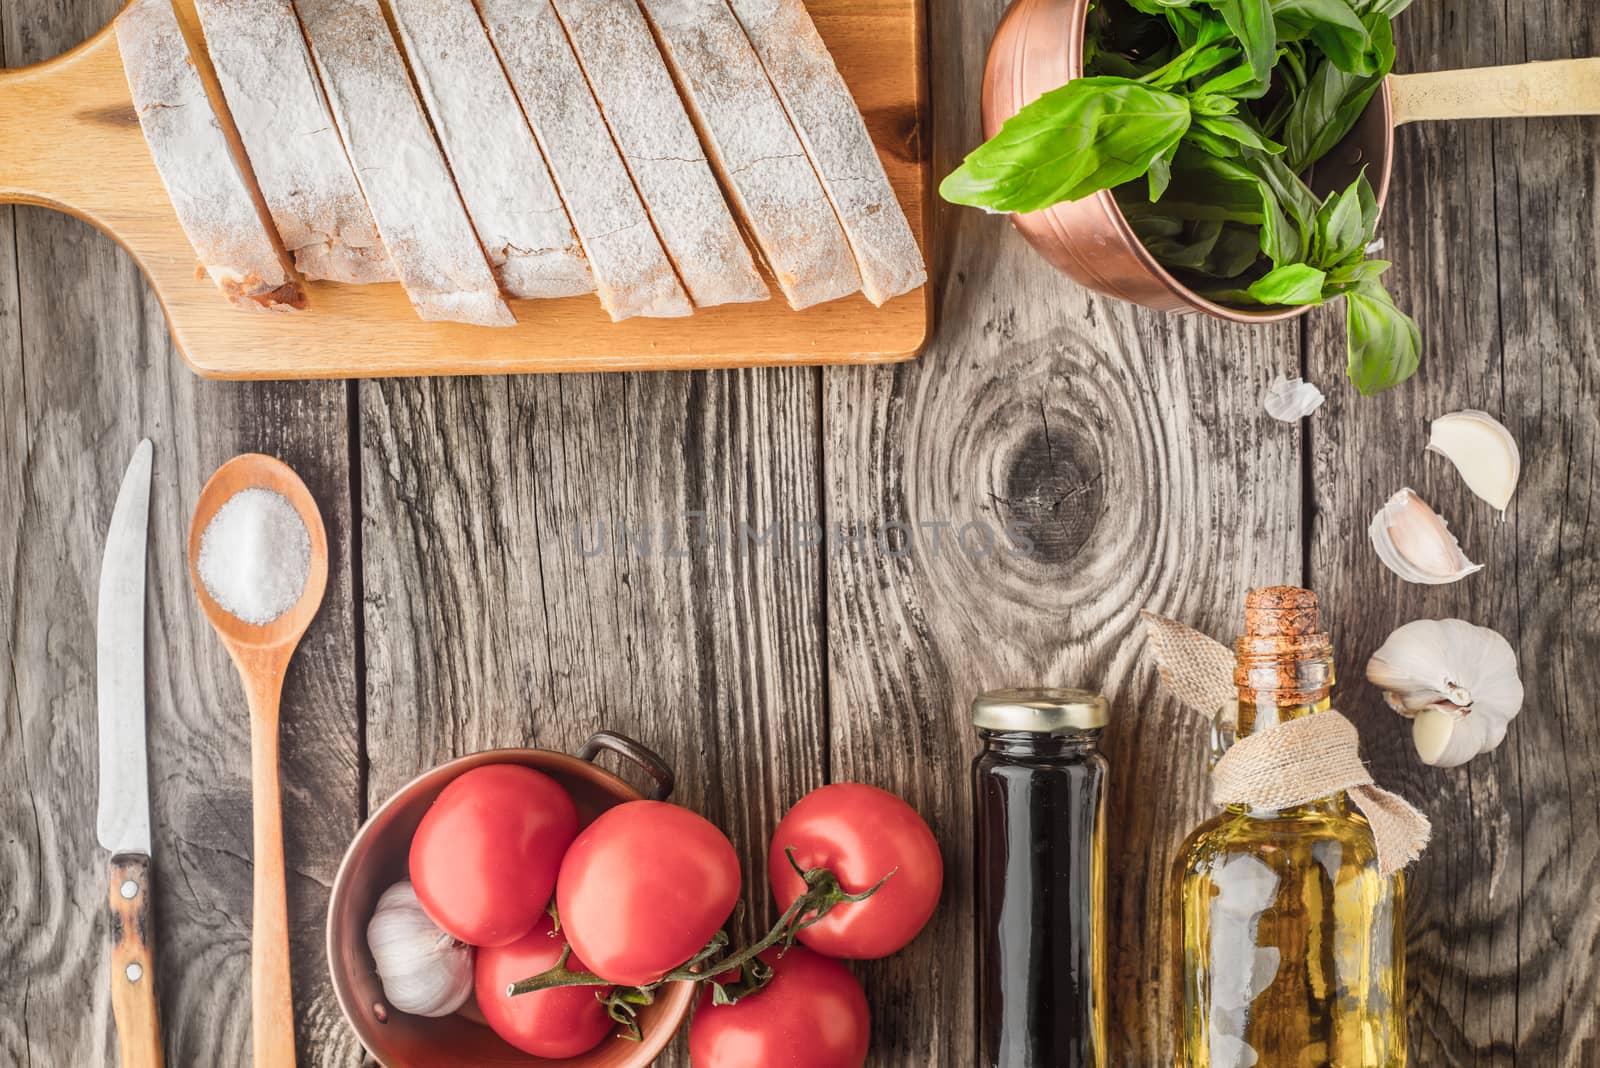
top-left (108, 854), bottom-right (166, 1068)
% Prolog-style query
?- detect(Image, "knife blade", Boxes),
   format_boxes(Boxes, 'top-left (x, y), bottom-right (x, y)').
top-left (97, 438), bottom-right (153, 857)
top-left (96, 438), bottom-right (165, 1068)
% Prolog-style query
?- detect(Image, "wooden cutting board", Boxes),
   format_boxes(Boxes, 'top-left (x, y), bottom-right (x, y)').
top-left (0, 0), bottom-right (931, 380)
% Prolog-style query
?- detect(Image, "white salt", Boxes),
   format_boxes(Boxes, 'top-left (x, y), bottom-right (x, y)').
top-left (198, 488), bottom-right (311, 626)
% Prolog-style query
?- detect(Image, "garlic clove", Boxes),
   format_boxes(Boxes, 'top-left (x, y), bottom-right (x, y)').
top-left (1428, 410), bottom-right (1521, 513)
top-left (1366, 618), bottom-right (1524, 768)
top-left (1368, 488), bottom-right (1483, 585)
top-left (1263, 374), bottom-right (1326, 422)
top-left (367, 880), bottom-right (475, 1018)
top-left (1412, 708), bottom-right (1468, 767)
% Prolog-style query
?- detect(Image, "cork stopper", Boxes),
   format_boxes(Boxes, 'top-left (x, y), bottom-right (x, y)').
top-left (1244, 586), bottom-right (1321, 637)
top-left (1235, 586), bottom-right (1333, 710)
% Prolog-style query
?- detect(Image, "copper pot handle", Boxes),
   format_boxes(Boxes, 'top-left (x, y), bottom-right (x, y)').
top-left (1390, 57), bottom-right (1600, 126)
top-left (578, 731), bottom-right (675, 801)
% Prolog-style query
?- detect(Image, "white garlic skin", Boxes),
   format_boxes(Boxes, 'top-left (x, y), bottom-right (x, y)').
top-left (1263, 374), bottom-right (1326, 422)
top-left (1366, 619), bottom-right (1524, 768)
top-left (366, 880), bottom-right (475, 1018)
top-left (1369, 488), bottom-right (1483, 585)
top-left (1428, 410), bottom-right (1521, 513)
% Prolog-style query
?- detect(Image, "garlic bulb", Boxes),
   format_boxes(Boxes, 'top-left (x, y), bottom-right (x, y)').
top-left (1366, 619), bottom-right (1524, 767)
top-left (1428, 410), bottom-right (1521, 513)
top-left (367, 880), bottom-right (474, 1018)
top-left (1263, 374), bottom-right (1326, 421)
top-left (1369, 488), bottom-right (1483, 585)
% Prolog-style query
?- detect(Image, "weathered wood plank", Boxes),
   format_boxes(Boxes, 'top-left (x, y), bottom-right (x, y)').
top-left (0, 4), bottom-right (363, 1066)
top-left (358, 369), bottom-right (827, 1065)
top-left (1307, 1), bottom-right (1600, 1064)
top-left (821, 2), bottom-right (1303, 1064)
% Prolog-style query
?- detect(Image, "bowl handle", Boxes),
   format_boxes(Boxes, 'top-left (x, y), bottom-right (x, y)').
top-left (578, 732), bottom-right (675, 801)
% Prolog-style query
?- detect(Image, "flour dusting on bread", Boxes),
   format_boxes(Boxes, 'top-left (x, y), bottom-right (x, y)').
top-left (117, 0), bottom-right (305, 311)
top-left (294, 0), bottom-right (513, 325)
top-left (388, 0), bottom-right (593, 301)
top-left (728, 0), bottom-right (926, 306)
top-left (552, 0), bottom-right (766, 309)
top-left (641, 0), bottom-right (860, 310)
top-left (478, 0), bottom-right (691, 321)
top-left (195, 0), bottom-right (392, 285)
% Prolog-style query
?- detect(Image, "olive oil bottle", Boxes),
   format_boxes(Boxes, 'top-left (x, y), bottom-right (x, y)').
top-left (1175, 588), bottom-right (1405, 1068)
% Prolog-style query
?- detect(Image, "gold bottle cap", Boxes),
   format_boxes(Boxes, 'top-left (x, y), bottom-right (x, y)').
top-left (972, 687), bottom-right (1110, 733)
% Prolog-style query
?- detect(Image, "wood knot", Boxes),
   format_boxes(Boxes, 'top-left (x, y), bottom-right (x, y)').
top-left (995, 421), bottom-right (1104, 567)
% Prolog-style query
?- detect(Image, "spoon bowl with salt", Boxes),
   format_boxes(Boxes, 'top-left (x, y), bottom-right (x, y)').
top-left (188, 453), bottom-right (327, 1068)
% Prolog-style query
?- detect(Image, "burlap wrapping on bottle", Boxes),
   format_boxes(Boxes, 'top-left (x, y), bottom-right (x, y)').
top-left (1141, 611), bottom-right (1430, 876)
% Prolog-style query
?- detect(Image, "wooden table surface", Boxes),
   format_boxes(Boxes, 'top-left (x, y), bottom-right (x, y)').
top-left (2, 0), bottom-right (1596, 1065)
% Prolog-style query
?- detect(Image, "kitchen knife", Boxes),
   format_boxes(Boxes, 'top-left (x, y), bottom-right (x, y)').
top-left (96, 438), bottom-right (165, 1068)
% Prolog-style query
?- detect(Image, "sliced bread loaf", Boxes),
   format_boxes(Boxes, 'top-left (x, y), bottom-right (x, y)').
top-left (639, 0), bottom-right (859, 310)
top-left (549, 0), bottom-right (766, 309)
top-left (117, 0), bottom-right (305, 311)
top-left (294, 0), bottom-right (513, 325)
top-left (194, 0), bottom-right (393, 284)
top-left (477, 0), bottom-right (692, 321)
top-left (727, 0), bottom-right (927, 306)
top-left (387, 0), bottom-right (593, 301)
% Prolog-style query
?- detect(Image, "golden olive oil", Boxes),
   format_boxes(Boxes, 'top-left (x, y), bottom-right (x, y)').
top-left (1175, 589), bottom-right (1406, 1068)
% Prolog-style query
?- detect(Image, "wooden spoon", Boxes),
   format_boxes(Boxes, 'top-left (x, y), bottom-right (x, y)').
top-left (187, 455), bottom-right (328, 1068)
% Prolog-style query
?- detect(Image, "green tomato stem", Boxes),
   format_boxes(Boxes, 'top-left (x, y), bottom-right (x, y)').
top-left (506, 853), bottom-right (895, 1002)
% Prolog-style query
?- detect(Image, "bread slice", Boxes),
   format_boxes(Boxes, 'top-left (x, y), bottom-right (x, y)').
top-left (476, 0), bottom-right (692, 321)
top-left (293, 0), bottom-right (513, 325)
top-left (549, 0), bottom-right (766, 309)
top-left (194, 0), bottom-right (393, 284)
top-left (726, 0), bottom-right (927, 306)
top-left (116, 0), bottom-right (304, 311)
top-left (387, 0), bottom-right (593, 300)
top-left (639, 0), bottom-right (859, 310)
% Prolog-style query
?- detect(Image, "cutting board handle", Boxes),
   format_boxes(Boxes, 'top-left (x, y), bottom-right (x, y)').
top-left (0, 23), bottom-right (124, 214)
top-left (1390, 57), bottom-right (1600, 126)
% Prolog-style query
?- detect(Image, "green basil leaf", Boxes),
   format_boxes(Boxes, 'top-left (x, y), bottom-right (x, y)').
top-left (1206, 0), bottom-right (1277, 97)
top-left (1158, 148), bottom-right (1301, 265)
top-left (1240, 149), bottom-right (1320, 254)
top-left (1272, 0), bottom-right (1376, 74)
top-left (1144, 40), bottom-right (1241, 89)
top-left (1148, 154), bottom-right (1174, 201)
top-left (1189, 93), bottom-right (1241, 116)
top-left (1246, 262), bottom-right (1329, 304)
top-left (1358, 172), bottom-right (1380, 234)
top-left (1283, 14), bottom-right (1394, 171)
top-left (1312, 172), bottom-right (1370, 266)
top-left (1192, 61), bottom-right (1267, 98)
top-left (1324, 257), bottom-right (1391, 291)
top-left (940, 77), bottom-right (1192, 213)
top-left (1136, 217), bottom-right (1224, 268)
top-left (1346, 281), bottom-right (1421, 394)
top-left (1165, 5), bottom-right (1213, 46)
top-left (1196, 114), bottom-right (1287, 154)
top-left (1201, 223), bottom-right (1269, 276)
top-left (1185, 125), bottom-right (1246, 158)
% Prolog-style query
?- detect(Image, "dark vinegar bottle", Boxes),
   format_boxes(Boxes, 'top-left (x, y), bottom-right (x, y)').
top-left (972, 688), bottom-right (1108, 1068)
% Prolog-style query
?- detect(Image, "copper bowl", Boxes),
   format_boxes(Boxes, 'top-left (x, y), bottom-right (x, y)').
top-left (327, 732), bottom-right (693, 1068)
top-left (982, 0), bottom-right (1396, 322)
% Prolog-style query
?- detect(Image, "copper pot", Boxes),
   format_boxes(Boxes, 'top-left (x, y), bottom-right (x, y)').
top-left (981, 0), bottom-right (1394, 322)
top-left (327, 733), bottom-right (693, 1068)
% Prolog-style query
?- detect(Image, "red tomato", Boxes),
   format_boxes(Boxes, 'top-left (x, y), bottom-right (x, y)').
top-left (556, 800), bottom-right (741, 986)
top-left (768, 783), bottom-right (943, 959)
top-left (688, 947), bottom-right (870, 1068)
top-left (409, 764), bottom-right (579, 947)
top-left (475, 914), bottom-right (615, 1059)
